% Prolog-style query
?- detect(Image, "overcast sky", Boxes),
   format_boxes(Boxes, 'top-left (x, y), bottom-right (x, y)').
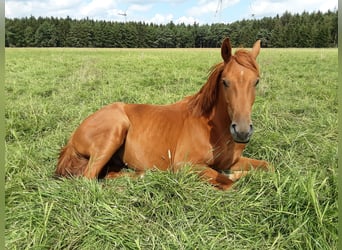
top-left (5, 0), bottom-right (337, 24)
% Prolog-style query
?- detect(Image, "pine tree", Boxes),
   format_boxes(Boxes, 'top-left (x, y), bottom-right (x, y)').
top-left (5, 10), bottom-right (338, 48)
top-left (34, 20), bottom-right (58, 47)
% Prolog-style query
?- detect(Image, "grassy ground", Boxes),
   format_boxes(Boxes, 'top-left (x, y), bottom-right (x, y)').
top-left (5, 47), bottom-right (337, 249)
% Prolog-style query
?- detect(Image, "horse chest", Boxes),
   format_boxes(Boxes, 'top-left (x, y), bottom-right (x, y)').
top-left (209, 142), bottom-right (244, 170)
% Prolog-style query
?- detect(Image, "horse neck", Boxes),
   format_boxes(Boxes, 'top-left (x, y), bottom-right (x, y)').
top-left (209, 84), bottom-right (231, 129)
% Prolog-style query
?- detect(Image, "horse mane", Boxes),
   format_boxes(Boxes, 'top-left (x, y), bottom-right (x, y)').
top-left (187, 62), bottom-right (224, 117)
top-left (188, 49), bottom-right (259, 117)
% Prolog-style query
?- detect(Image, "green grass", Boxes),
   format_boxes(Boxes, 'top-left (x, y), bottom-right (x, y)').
top-left (5, 48), bottom-right (337, 249)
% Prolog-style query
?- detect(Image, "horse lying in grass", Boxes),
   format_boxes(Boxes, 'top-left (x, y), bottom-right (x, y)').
top-left (56, 37), bottom-right (271, 190)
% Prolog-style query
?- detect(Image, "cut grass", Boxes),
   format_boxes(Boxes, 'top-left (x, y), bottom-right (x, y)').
top-left (5, 48), bottom-right (337, 249)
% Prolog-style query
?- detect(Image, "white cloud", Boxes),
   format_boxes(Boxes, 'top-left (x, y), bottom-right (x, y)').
top-left (5, 0), bottom-right (85, 18)
top-left (6, 0), bottom-right (162, 22)
top-left (5, 1), bottom-right (26, 17)
top-left (143, 13), bottom-right (197, 25)
top-left (53, 0), bottom-right (84, 11)
top-left (79, 0), bottom-right (117, 18)
top-left (249, 0), bottom-right (337, 17)
top-left (176, 16), bottom-right (198, 25)
top-left (5, 0), bottom-right (337, 24)
top-left (124, 0), bottom-right (185, 3)
top-left (317, 0), bottom-right (338, 12)
top-left (5, 0), bottom-right (121, 20)
top-left (188, 2), bottom-right (217, 16)
top-left (128, 4), bottom-right (153, 12)
top-left (188, 0), bottom-right (240, 17)
top-left (149, 13), bottom-right (173, 24)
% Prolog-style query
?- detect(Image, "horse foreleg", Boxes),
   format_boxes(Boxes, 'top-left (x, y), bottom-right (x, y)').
top-left (194, 165), bottom-right (235, 190)
top-left (228, 157), bottom-right (272, 181)
top-left (104, 170), bottom-right (145, 179)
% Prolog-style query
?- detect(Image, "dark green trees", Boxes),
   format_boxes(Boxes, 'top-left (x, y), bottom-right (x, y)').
top-left (5, 10), bottom-right (338, 48)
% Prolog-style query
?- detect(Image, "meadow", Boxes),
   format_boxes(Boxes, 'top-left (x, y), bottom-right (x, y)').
top-left (5, 47), bottom-right (337, 249)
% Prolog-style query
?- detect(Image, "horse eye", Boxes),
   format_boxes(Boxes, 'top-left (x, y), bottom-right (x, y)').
top-left (255, 79), bottom-right (260, 86)
top-left (222, 79), bottom-right (229, 87)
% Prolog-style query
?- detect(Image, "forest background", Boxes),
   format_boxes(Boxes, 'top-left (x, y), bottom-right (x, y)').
top-left (5, 10), bottom-right (338, 48)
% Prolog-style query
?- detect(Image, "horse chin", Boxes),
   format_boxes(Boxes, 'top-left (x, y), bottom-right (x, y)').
top-left (231, 134), bottom-right (251, 144)
top-left (233, 138), bottom-right (250, 144)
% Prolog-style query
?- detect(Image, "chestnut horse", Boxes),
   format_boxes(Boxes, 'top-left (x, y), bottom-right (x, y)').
top-left (56, 38), bottom-right (270, 190)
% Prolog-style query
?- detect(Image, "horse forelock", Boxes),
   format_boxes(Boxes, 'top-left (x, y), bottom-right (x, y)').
top-left (233, 49), bottom-right (259, 76)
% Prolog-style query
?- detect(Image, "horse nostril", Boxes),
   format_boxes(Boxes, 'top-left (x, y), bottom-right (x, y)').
top-left (231, 123), bottom-right (237, 132)
top-left (249, 124), bottom-right (253, 133)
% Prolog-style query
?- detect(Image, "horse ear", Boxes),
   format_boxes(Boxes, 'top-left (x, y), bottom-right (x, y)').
top-left (221, 37), bottom-right (232, 63)
top-left (251, 40), bottom-right (261, 59)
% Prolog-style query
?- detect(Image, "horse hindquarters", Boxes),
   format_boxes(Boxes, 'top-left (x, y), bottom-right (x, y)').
top-left (55, 144), bottom-right (89, 177)
top-left (56, 103), bottom-right (131, 179)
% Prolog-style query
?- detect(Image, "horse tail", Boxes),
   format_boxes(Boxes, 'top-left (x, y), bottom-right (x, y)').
top-left (55, 142), bottom-right (88, 178)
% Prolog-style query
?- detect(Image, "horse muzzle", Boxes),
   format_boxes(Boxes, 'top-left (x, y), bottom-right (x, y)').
top-left (230, 122), bottom-right (254, 143)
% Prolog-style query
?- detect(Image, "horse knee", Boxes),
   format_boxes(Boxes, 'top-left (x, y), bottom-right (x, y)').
top-left (195, 165), bottom-right (235, 190)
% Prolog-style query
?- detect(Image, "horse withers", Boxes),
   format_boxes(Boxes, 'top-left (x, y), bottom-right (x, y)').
top-left (56, 38), bottom-right (271, 190)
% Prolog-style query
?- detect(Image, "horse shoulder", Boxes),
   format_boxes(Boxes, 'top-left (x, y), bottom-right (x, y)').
top-left (174, 115), bottom-right (213, 165)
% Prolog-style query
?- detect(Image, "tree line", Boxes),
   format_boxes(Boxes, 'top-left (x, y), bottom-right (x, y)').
top-left (5, 10), bottom-right (338, 48)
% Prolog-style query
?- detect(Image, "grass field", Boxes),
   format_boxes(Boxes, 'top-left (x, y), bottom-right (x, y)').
top-left (5, 47), bottom-right (337, 249)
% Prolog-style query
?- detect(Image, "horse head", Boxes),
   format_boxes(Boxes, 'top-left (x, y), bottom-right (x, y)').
top-left (220, 38), bottom-right (261, 143)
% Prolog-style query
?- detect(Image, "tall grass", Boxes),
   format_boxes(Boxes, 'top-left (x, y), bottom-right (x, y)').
top-left (5, 48), bottom-right (337, 249)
